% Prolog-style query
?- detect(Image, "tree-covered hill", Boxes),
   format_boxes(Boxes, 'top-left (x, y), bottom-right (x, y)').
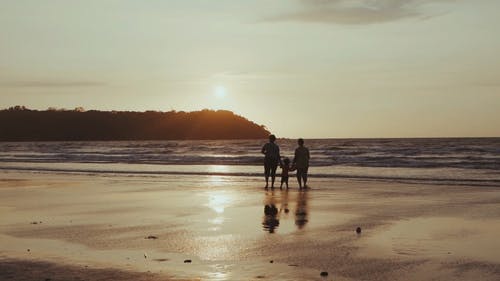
top-left (0, 106), bottom-right (270, 141)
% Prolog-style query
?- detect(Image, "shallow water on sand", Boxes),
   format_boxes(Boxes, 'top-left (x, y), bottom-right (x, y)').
top-left (2, 173), bottom-right (500, 281)
top-left (359, 217), bottom-right (500, 263)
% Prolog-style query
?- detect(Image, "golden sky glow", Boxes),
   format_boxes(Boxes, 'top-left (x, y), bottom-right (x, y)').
top-left (1, 0), bottom-right (499, 137)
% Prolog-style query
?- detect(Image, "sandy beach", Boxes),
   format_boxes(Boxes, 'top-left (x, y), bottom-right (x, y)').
top-left (1, 171), bottom-right (500, 281)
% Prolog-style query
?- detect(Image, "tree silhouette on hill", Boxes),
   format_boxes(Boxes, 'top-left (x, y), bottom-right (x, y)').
top-left (0, 107), bottom-right (270, 141)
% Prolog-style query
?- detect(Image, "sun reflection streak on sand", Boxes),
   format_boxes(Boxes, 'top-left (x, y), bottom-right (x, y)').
top-left (206, 190), bottom-right (233, 214)
top-left (206, 165), bottom-right (232, 186)
top-left (206, 263), bottom-right (231, 281)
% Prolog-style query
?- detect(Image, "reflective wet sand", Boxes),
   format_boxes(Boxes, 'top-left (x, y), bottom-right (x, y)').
top-left (1, 172), bottom-right (500, 280)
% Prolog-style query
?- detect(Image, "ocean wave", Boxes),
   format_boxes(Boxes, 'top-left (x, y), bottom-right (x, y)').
top-left (1, 138), bottom-right (499, 180)
top-left (1, 164), bottom-right (499, 187)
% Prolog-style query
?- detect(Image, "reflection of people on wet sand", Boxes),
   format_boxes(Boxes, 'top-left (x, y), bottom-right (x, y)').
top-left (261, 134), bottom-right (281, 189)
top-left (279, 189), bottom-right (290, 215)
top-left (279, 157), bottom-right (295, 190)
top-left (295, 190), bottom-right (309, 229)
top-left (263, 204), bottom-right (279, 233)
top-left (262, 191), bottom-right (280, 233)
top-left (293, 138), bottom-right (310, 190)
top-left (262, 189), bottom-right (308, 232)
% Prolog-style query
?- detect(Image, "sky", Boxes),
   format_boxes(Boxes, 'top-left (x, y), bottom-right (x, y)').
top-left (1, 0), bottom-right (499, 138)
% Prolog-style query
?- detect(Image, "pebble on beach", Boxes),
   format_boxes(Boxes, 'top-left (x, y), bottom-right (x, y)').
top-left (269, 260), bottom-right (274, 263)
top-left (320, 271), bottom-right (329, 277)
top-left (356, 226), bottom-right (362, 234)
top-left (184, 259), bottom-right (192, 263)
top-left (145, 235), bottom-right (158, 239)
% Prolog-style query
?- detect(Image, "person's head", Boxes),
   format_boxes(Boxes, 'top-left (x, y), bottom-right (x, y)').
top-left (269, 134), bottom-right (276, 143)
top-left (283, 158), bottom-right (290, 165)
top-left (298, 138), bottom-right (304, 146)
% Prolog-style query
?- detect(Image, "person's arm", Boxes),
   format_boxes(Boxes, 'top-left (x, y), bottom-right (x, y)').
top-left (293, 148), bottom-right (298, 164)
top-left (261, 144), bottom-right (266, 155)
top-left (307, 148), bottom-right (310, 161)
top-left (277, 146), bottom-right (282, 166)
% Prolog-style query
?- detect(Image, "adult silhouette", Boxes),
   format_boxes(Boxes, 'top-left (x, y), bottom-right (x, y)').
top-left (293, 138), bottom-right (310, 189)
top-left (261, 134), bottom-right (281, 189)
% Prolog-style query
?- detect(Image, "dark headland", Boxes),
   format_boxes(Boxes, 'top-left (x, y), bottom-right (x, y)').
top-left (0, 106), bottom-right (270, 141)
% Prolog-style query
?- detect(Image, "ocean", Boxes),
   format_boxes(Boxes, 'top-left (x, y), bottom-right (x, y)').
top-left (1, 138), bottom-right (499, 187)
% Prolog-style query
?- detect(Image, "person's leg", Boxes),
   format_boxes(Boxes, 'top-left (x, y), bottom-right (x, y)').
top-left (270, 164), bottom-right (277, 189)
top-left (285, 176), bottom-right (289, 189)
top-left (296, 169), bottom-right (303, 189)
top-left (303, 167), bottom-right (308, 188)
top-left (264, 162), bottom-right (270, 188)
top-left (280, 176), bottom-right (284, 189)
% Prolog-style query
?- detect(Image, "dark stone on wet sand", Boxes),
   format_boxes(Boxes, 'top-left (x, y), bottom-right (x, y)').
top-left (269, 260), bottom-right (274, 263)
top-left (356, 226), bottom-right (362, 234)
top-left (320, 271), bottom-right (328, 277)
top-left (184, 259), bottom-right (192, 263)
top-left (145, 235), bottom-right (158, 239)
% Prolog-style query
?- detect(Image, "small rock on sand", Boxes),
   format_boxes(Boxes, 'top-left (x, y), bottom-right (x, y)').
top-left (356, 227), bottom-right (362, 234)
top-left (269, 260), bottom-right (274, 263)
top-left (320, 271), bottom-right (328, 277)
top-left (145, 235), bottom-right (158, 239)
top-left (184, 259), bottom-right (192, 263)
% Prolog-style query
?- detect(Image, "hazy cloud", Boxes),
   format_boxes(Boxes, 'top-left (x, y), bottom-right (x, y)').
top-left (0, 80), bottom-right (106, 88)
top-left (266, 0), bottom-right (454, 24)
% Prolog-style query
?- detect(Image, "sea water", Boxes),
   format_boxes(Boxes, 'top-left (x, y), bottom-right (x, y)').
top-left (0, 138), bottom-right (499, 186)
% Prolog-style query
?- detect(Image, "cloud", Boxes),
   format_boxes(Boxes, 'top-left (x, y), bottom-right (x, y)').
top-left (0, 80), bottom-right (106, 88)
top-left (265, 0), bottom-right (454, 24)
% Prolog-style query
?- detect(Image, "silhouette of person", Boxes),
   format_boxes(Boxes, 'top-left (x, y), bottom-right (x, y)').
top-left (295, 190), bottom-right (309, 229)
top-left (279, 157), bottom-right (295, 190)
top-left (261, 134), bottom-right (281, 189)
top-left (293, 138), bottom-right (310, 189)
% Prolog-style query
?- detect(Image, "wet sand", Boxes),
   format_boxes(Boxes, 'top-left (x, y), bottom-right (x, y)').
top-left (1, 171), bottom-right (500, 280)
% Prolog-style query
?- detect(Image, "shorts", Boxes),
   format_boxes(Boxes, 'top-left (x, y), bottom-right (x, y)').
top-left (296, 166), bottom-right (309, 179)
top-left (264, 158), bottom-right (279, 177)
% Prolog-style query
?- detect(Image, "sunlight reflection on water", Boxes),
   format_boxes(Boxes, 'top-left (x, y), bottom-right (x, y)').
top-left (206, 190), bottom-right (233, 214)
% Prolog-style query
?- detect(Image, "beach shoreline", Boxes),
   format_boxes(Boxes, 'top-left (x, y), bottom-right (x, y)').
top-left (1, 171), bottom-right (500, 280)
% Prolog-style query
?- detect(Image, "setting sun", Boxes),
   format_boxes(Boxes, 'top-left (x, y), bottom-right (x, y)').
top-left (214, 86), bottom-right (227, 99)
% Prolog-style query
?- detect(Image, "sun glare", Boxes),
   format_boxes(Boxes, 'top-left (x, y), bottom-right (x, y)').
top-left (214, 86), bottom-right (227, 99)
top-left (207, 190), bottom-right (233, 214)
